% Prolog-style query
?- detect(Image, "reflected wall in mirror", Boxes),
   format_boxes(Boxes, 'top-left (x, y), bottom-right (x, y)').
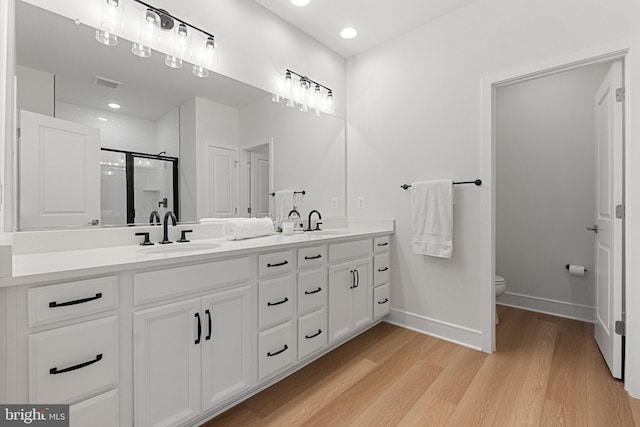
top-left (15, 0), bottom-right (346, 230)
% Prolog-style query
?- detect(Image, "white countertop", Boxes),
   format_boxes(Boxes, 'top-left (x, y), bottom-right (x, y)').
top-left (3, 227), bottom-right (393, 287)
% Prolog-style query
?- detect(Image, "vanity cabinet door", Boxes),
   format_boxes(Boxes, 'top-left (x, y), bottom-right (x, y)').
top-left (351, 257), bottom-right (373, 330)
top-left (328, 262), bottom-right (352, 343)
top-left (134, 299), bottom-right (202, 427)
top-left (201, 286), bottom-right (252, 412)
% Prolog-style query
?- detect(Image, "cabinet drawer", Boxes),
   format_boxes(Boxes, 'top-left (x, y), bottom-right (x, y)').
top-left (297, 268), bottom-right (327, 315)
top-left (374, 284), bottom-right (390, 319)
top-left (297, 245), bottom-right (326, 270)
top-left (373, 236), bottom-right (390, 253)
top-left (28, 276), bottom-right (118, 327)
top-left (258, 321), bottom-right (295, 381)
top-left (70, 389), bottom-right (119, 427)
top-left (259, 250), bottom-right (294, 278)
top-left (134, 257), bottom-right (250, 306)
top-left (259, 275), bottom-right (294, 330)
top-left (298, 309), bottom-right (327, 360)
top-left (328, 239), bottom-right (371, 263)
top-left (374, 253), bottom-right (390, 287)
top-left (29, 316), bottom-right (118, 404)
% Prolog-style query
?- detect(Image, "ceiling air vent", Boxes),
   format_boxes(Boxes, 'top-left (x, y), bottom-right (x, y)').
top-left (93, 75), bottom-right (122, 90)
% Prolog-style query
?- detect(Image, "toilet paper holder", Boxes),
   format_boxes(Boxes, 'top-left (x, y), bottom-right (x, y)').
top-left (565, 264), bottom-right (587, 272)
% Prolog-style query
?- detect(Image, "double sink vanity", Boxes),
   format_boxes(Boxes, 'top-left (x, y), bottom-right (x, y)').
top-left (1, 224), bottom-right (393, 427)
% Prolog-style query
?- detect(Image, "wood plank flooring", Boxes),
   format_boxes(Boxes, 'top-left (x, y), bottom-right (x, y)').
top-left (202, 306), bottom-right (638, 426)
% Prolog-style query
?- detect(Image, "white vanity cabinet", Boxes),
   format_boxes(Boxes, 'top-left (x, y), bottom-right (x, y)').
top-left (328, 239), bottom-right (373, 343)
top-left (296, 245), bottom-right (328, 360)
top-left (373, 235), bottom-right (391, 318)
top-left (133, 258), bottom-right (252, 427)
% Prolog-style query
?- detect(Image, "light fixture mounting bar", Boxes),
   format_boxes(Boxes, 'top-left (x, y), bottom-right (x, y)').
top-left (286, 69), bottom-right (331, 92)
top-left (132, 0), bottom-right (215, 39)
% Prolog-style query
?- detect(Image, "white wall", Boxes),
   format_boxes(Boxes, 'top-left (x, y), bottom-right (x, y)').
top-left (239, 96), bottom-right (346, 220)
top-left (16, 65), bottom-right (53, 116)
top-left (347, 0), bottom-right (640, 352)
top-left (156, 107), bottom-right (180, 158)
top-left (495, 63), bottom-right (609, 322)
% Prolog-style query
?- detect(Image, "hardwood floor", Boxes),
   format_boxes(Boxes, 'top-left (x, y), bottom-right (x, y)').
top-left (202, 306), bottom-right (638, 426)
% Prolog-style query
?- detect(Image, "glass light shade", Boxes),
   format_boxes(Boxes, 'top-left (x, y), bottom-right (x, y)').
top-left (100, 0), bottom-right (124, 35)
top-left (192, 64), bottom-right (209, 78)
top-left (165, 54), bottom-right (183, 69)
top-left (132, 9), bottom-right (159, 57)
top-left (131, 42), bottom-right (151, 58)
top-left (272, 93), bottom-right (282, 103)
top-left (95, 29), bottom-right (118, 46)
top-left (325, 91), bottom-right (335, 113)
top-left (286, 98), bottom-right (296, 108)
top-left (201, 36), bottom-right (216, 70)
top-left (312, 85), bottom-right (321, 109)
top-left (173, 23), bottom-right (191, 59)
top-left (300, 103), bottom-right (309, 113)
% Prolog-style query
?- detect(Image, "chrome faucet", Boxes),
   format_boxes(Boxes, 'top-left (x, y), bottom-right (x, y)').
top-left (160, 211), bottom-right (177, 244)
top-left (149, 210), bottom-right (161, 225)
top-left (306, 210), bottom-right (322, 231)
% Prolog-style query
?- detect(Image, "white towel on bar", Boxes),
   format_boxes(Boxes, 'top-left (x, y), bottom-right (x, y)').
top-left (222, 218), bottom-right (274, 241)
top-left (411, 179), bottom-right (454, 258)
top-left (274, 190), bottom-right (295, 224)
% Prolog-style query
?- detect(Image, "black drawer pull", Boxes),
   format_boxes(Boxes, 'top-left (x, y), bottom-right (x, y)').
top-left (377, 242), bottom-right (389, 247)
top-left (49, 293), bottom-right (102, 308)
top-left (304, 254), bottom-right (322, 260)
top-left (205, 309), bottom-right (212, 341)
top-left (305, 329), bottom-right (322, 339)
top-left (267, 344), bottom-right (288, 357)
top-left (50, 354), bottom-right (102, 375)
top-left (378, 267), bottom-right (389, 272)
top-left (305, 287), bottom-right (322, 295)
top-left (195, 313), bottom-right (202, 345)
top-left (378, 298), bottom-right (389, 305)
top-left (267, 297), bottom-right (289, 306)
top-left (267, 260), bottom-right (289, 268)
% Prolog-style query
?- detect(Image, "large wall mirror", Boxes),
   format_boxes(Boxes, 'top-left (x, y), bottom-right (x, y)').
top-left (14, 0), bottom-right (346, 230)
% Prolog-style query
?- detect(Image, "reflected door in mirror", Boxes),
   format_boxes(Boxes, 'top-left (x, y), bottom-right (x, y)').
top-left (19, 110), bottom-right (100, 229)
top-left (207, 146), bottom-right (238, 217)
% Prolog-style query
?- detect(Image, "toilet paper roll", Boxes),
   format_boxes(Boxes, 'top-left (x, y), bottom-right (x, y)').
top-left (568, 264), bottom-right (586, 276)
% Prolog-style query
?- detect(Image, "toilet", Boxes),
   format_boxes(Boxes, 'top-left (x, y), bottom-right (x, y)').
top-left (495, 275), bottom-right (506, 324)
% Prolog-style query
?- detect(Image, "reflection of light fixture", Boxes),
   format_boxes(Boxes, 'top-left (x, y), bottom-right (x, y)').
top-left (108, 102), bottom-right (121, 109)
top-left (98, 116), bottom-right (108, 121)
top-left (95, 0), bottom-right (124, 46)
top-left (275, 69), bottom-right (334, 115)
top-left (95, 0), bottom-right (218, 78)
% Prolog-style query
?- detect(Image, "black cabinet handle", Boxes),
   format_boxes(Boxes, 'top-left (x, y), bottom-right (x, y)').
top-left (378, 267), bottom-right (389, 272)
top-left (267, 344), bottom-right (288, 357)
top-left (349, 270), bottom-right (356, 289)
top-left (377, 242), bottom-right (389, 247)
top-left (195, 313), bottom-right (202, 345)
top-left (267, 297), bottom-right (289, 306)
top-left (50, 354), bottom-right (102, 375)
top-left (305, 329), bottom-right (322, 339)
top-left (355, 269), bottom-right (360, 288)
top-left (304, 254), bottom-right (322, 260)
top-left (305, 287), bottom-right (322, 295)
top-left (378, 298), bottom-right (389, 305)
top-left (205, 309), bottom-right (212, 341)
top-left (267, 260), bottom-right (289, 268)
top-left (49, 293), bottom-right (102, 308)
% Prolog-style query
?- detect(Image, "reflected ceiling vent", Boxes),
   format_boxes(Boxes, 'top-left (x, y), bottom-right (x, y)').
top-left (93, 75), bottom-right (122, 90)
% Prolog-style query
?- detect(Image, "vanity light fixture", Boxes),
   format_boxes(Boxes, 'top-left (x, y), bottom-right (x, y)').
top-left (273, 69), bottom-right (334, 115)
top-left (95, 0), bottom-right (217, 77)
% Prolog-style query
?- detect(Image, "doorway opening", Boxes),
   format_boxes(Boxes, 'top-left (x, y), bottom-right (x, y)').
top-left (242, 141), bottom-right (272, 218)
top-left (486, 53), bottom-right (626, 381)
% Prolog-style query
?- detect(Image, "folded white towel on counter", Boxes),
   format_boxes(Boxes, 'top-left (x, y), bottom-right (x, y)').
top-left (411, 179), bottom-right (454, 258)
top-left (222, 218), bottom-right (274, 241)
top-left (199, 218), bottom-right (231, 223)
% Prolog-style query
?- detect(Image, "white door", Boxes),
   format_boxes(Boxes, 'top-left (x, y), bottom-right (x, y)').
top-left (201, 285), bottom-right (252, 411)
top-left (328, 262), bottom-right (352, 343)
top-left (19, 110), bottom-right (100, 228)
top-left (594, 60), bottom-right (623, 379)
top-left (351, 257), bottom-right (373, 330)
top-left (207, 146), bottom-right (238, 217)
top-left (250, 150), bottom-right (270, 217)
top-left (134, 298), bottom-right (202, 427)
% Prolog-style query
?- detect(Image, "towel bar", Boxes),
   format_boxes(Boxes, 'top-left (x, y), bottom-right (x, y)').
top-left (400, 180), bottom-right (482, 190)
top-left (269, 190), bottom-right (306, 196)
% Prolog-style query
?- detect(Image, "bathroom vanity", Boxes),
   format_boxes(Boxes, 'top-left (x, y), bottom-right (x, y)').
top-left (0, 226), bottom-right (393, 427)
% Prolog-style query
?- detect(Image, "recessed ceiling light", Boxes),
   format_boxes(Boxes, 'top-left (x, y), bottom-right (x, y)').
top-left (108, 103), bottom-right (121, 109)
top-left (291, 0), bottom-right (310, 6)
top-left (340, 27), bottom-right (358, 39)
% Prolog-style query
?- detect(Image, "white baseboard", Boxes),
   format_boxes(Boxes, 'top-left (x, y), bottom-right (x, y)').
top-left (386, 308), bottom-right (483, 351)
top-left (498, 291), bottom-right (595, 323)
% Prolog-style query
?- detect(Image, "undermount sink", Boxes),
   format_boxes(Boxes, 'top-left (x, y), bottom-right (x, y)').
top-left (309, 229), bottom-right (349, 236)
top-left (138, 242), bottom-right (221, 255)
